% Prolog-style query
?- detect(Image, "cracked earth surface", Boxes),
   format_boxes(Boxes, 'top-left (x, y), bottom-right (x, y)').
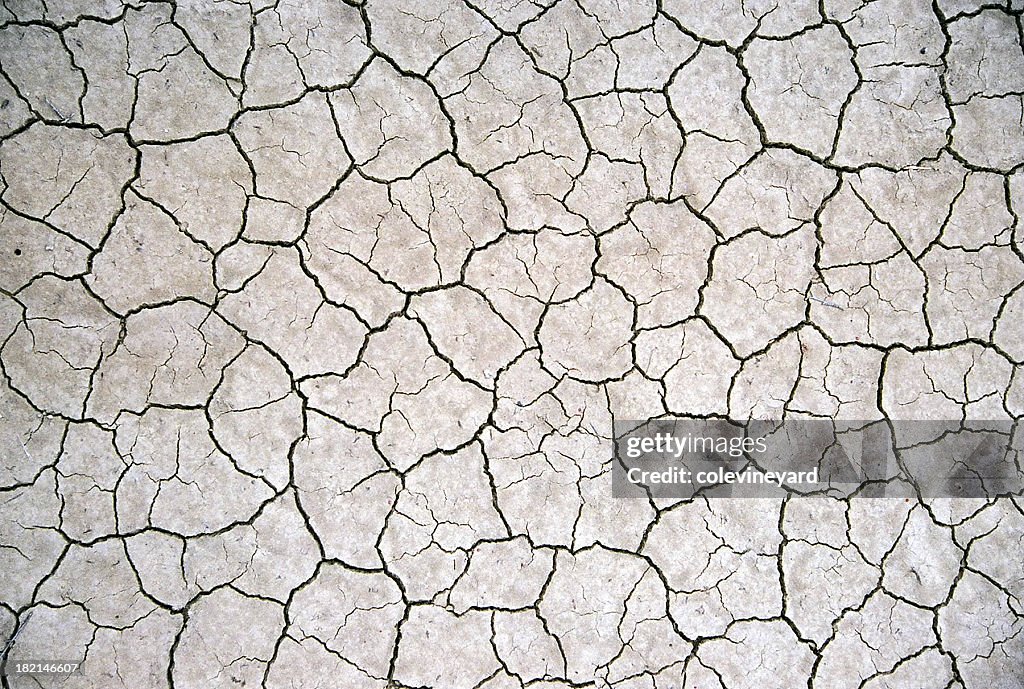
top-left (1, 0), bottom-right (1024, 687)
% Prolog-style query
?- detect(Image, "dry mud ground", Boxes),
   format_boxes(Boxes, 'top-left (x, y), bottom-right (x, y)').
top-left (1, 0), bottom-right (1024, 688)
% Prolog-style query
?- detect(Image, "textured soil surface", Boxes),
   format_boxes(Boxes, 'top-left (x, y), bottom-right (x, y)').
top-left (1, 0), bottom-right (1024, 687)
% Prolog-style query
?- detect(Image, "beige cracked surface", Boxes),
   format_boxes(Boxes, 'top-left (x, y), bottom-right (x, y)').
top-left (1, 0), bottom-right (1024, 688)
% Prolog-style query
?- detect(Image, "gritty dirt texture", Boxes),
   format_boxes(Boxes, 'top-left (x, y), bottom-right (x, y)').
top-left (1, 0), bottom-right (1023, 688)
